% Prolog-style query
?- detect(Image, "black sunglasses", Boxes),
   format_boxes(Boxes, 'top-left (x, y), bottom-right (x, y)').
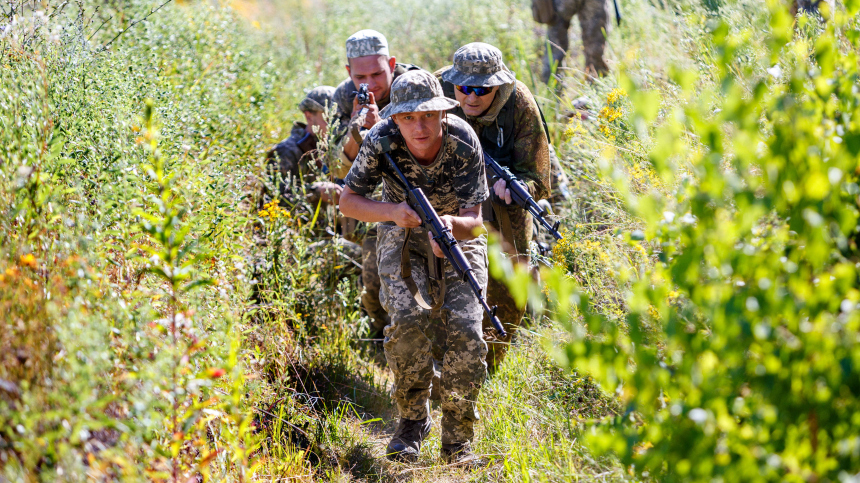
top-left (455, 85), bottom-right (494, 97)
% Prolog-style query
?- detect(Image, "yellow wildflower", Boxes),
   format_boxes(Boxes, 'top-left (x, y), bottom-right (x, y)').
top-left (607, 88), bottom-right (627, 104)
top-left (20, 253), bottom-right (37, 268)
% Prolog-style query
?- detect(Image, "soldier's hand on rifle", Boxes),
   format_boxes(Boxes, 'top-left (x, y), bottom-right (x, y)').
top-left (392, 201), bottom-right (422, 229)
top-left (493, 178), bottom-right (513, 205)
top-left (352, 91), bottom-right (381, 129)
top-left (428, 215), bottom-right (455, 258)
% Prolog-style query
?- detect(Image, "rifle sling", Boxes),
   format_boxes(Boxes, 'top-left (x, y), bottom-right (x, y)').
top-left (400, 228), bottom-right (446, 312)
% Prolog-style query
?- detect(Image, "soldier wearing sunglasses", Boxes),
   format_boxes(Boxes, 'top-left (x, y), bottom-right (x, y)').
top-left (436, 43), bottom-right (552, 372)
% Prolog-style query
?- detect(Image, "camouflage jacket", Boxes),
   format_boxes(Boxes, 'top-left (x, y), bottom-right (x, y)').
top-left (264, 122), bottom-right (323, 206)
top-left (436, 67), bottom-right (551, 203)
top-left (343, 115), bottom-right (489, 219)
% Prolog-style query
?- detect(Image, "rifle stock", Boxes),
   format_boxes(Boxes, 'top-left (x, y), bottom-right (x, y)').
top-left (382, 151), bottom-right (506, 337)
top-left (484, 153), bottom-right (563, 240)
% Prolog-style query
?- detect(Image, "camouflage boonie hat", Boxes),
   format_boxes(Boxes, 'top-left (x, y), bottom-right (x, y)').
top-left (346, 29), bottom-right (389, 59)
top-left (441, 42), bottom-right (516, 87)
top-left (379, 70), bottom-right (459, 118)
top-left (298, 85), bottom-right (336, 112)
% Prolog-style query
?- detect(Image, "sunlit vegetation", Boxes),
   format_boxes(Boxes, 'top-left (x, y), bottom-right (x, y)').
top-left (2, 0), bottom-right (859, 481)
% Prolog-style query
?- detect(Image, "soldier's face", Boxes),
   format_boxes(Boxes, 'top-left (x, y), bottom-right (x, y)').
top-left (454, 85), bottom-right (497, 117)
top-left (303, 110), bottom-right (328, 137)
top-left (346, 55), bottom-right (397, 102)
top-left (392, 111), bottom-right (444, 154)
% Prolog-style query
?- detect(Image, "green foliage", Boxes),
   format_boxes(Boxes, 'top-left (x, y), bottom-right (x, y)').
top-left (539, 2), bottom-right (860, 481)
top-left (0, 0), bottom-right (277, 478)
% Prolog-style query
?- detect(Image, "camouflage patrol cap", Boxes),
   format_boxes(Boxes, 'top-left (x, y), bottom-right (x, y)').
top-left (345, 29), bottom-right (389, 59)
top-left (298, 85), bottom-right (336, 112)
top-left (379, 70), bottom-right (459, 118)
top-left (441, 42), bottom-right (516, 87)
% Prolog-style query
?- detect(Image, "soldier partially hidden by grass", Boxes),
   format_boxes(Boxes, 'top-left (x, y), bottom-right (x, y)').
top-left (264, 86), bottom-right (343, 208)
top-left (339, 70), bottom-right (491, 467)
top-left (532, 0), bottom-right (611, 81)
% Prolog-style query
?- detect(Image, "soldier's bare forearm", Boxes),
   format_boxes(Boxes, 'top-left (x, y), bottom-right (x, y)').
top-left (339, 187), bottom-right (400, 223)
top-left (448, 206), bottom-right (484, 240)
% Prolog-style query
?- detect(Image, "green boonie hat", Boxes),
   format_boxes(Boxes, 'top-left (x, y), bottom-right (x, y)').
top-left (298, 86), bottom-right (336, 112)
top-left (379, 70), bottom-right (460, 118)
top-left (441, 42), bottom-right (516, 87)
top-left (345, 29), bottom-right (389, 59)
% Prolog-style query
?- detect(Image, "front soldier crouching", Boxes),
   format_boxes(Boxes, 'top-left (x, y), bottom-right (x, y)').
top-left (339, 70), bottom-right (490, 466)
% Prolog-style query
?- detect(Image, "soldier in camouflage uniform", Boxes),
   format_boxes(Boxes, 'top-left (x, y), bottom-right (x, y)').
top-left (533, 0), bottom-right (610, 81)
top-left (339, 70), bottom-right (490, 466)
top-left (332, 29), bottom-right (422, 148)
top-left (332, 30), bottom-right (422, 339)
top-left (253, 86), bottom-right (362, 305)
top-left (437, 43), bottom-right (551, 372)
top-left (264, 86), bottom-right (342, 209)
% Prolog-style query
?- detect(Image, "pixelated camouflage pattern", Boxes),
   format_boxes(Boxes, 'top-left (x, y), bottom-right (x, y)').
top-left (344, 112), bottom-right (489, 444)
top-left (343, 115), bottom-right (488, 217)
top-left (378, 70), bottom-right (460, 118)
top-left (377, 224), bottom-right (489, 444)
top-left (345, 29), bottom-right (389, 59)
top-left (332, 63), bottom-right (422, 129)
top-left (361, 234), bottom-right (388, 334)
top-left (298, 85), bottom-right (336, 113)
top-left (441, 42), bottom-right (516, 88)
top-left (542, 0), bottom-right (609, 81)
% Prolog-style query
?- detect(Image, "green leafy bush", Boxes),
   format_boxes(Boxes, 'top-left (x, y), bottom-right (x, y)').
top-left (541, 2), bottom-right (860, 481)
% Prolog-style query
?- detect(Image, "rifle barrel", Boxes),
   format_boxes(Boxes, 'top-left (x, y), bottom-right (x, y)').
top-left (484, 153), bottom-right (563, 240)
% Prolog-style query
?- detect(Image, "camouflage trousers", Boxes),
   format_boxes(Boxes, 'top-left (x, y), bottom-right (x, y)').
top-left (542, 0), bottom-right (610, 81)
top-left (360, 232), bottom-right (389, 336)
top-left (377, 224), bottom-right (489, 445)
top-left (483, 205), bottom-right (532, 372)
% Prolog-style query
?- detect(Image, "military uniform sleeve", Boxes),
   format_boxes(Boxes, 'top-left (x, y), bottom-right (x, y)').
top-left (343, 133), bottom-right (382, 197)
top-left (511, 81), bottom-right (551, 201)
top-left (452, 137), bottom-right (489, 210)
top-left (432, 65), bottom-right (452, 83)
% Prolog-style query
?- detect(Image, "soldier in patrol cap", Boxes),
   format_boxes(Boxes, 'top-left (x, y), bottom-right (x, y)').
top-left (332, 30), bottom-right (422, 341)
top-left (254, 86), bottom-right (361, 305)
top-left (334, 29), bottom-right (422, 163)
top-left (264, 86), bottom-right (342, 208)
top-left (339, 69), bottom-right (490, 466)
top-left (436, 42), bottom-right (552, 371)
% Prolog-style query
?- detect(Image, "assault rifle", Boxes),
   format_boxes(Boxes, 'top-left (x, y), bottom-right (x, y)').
top-left (484, 153), bottom-right (562, 241)
top-left (350, 83), bottom-right (371, 145)
top-left (354, 83), bottom-right (370, 117)
top-left (382, 151), bottom-right (507, 337)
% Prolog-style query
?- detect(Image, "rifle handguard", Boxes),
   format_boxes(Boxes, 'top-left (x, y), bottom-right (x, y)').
top-left (484, 153), bottom-right (563, 240)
